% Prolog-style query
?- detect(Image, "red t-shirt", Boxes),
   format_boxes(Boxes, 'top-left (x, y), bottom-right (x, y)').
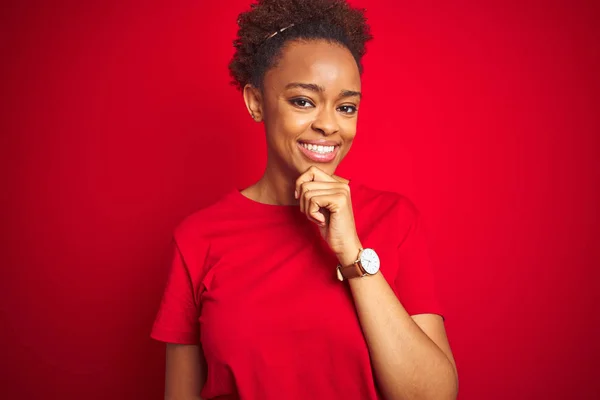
top-left (151, 179), bottom-right (444, 399)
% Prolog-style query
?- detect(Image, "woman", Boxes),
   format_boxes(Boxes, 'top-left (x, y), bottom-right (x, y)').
top-left (151, 0), bottom-right (458, 399)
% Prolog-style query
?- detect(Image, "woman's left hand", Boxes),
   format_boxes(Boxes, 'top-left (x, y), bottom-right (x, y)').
top-left (295, 166), bottom-right (362, 259)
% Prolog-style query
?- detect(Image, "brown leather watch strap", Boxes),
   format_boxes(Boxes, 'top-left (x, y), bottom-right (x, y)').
top-left (337, 262), bottom-right (365, 281)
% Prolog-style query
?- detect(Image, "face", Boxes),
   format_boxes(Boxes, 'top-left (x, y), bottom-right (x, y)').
top-left (245, 39), bottom-right (362, 177)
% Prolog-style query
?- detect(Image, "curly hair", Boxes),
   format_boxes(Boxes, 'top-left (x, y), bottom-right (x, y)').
top-left (229, 0), bottom-right (373, 91)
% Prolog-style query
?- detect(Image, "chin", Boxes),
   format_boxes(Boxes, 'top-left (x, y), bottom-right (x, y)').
top-left (295, 160), bottom-right (338, 176)
top-left (285, 148), bottom-right (342, 176)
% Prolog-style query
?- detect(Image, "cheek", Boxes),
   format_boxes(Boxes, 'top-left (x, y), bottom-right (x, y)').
top-left (272, 108), bottom-right (312, 142)
top-left (340, 119), bottom-right (357, 141)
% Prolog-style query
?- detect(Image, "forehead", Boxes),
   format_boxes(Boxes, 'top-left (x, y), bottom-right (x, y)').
top-left (264, 40), bottom-right (361, 91)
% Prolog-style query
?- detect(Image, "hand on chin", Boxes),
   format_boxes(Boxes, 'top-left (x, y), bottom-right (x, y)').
top-left (294, 166), bottom-right (359, 258)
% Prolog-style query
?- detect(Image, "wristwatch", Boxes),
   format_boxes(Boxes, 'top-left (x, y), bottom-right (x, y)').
top-left (336, 248), bottom-right (381, 281)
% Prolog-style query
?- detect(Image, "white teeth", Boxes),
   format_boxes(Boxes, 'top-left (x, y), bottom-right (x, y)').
top-left (300, 143), bottom-right (336, 154)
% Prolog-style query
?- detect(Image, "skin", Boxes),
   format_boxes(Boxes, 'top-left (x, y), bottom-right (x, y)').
top-left (242, 39), bottom-right (361, 205)
top-left (165, 39), bottom-right (458, 400)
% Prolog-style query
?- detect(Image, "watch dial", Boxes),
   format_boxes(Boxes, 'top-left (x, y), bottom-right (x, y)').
top-left (361, 248), bottom-right (380, 274)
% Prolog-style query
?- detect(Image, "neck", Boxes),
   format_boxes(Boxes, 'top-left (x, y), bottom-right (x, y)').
top-left (251, 158), bottom-right (299, 205)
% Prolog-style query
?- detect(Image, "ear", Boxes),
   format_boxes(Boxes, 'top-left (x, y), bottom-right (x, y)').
top-left (243, 84), bottom-right (264, 123)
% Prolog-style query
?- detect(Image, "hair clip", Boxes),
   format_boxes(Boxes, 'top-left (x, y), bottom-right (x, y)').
top-left (264, 23), bottom-right (295, 41)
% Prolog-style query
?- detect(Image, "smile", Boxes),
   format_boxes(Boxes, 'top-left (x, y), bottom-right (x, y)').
top-left (297, 141), bottom-right (340, 163)
top-left (300, 143), bottom-right (335, 154)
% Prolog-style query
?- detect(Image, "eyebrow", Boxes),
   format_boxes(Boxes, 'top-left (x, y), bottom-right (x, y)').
top-left (284, 82), bottom-right (362, 99)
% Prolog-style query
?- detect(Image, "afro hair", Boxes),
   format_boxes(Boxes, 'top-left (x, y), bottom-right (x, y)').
top-left (228, 0), bottom-right (373, 91)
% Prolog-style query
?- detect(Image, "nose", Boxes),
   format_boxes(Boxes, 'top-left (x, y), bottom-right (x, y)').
top-left (311, 107), bottom-right (339, 136)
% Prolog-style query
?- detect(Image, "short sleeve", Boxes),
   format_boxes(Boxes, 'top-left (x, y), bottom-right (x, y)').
top-left (150, 238), bottom-right (200, 344)
top-left (393, 202), bottom-right (445, 321)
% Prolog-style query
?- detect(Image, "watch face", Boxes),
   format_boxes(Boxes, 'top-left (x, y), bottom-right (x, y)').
top-left (360, 248), bottom-right (380, 275)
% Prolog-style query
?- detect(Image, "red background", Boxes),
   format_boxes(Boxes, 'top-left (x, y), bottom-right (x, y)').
top-left (2, 0), bottom-right (599, 399)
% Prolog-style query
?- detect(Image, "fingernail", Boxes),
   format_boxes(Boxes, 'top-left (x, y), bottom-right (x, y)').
top-left (294, 190), bottom-right (298, 199)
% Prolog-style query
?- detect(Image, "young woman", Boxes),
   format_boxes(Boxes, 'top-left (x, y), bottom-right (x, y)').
top-left (151, 1), bottom-right (458, 399)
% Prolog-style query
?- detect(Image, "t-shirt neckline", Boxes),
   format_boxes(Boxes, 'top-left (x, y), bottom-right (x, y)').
top-left (229, 179), bottom-right (355, 215)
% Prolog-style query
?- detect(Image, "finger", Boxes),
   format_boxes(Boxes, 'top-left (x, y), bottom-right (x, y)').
top-left (301, 188), bottom-right (339, 217)
top-left (305, 190), bottom-right (346, 224)
top-left (307, 193), bottom-right (325, 225)
top-left (332, 174), bottom-right (350, 185)
top-left (295, 166), bottom-right (337, 199)
top-left (301, 189), bottom-right (331, 224)
top-left (299, 188), bottom-right (305, 213)
top-left (299, 181), bottom-right (348, 207)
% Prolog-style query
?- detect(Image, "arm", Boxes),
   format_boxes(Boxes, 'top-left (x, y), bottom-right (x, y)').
top-left (295, 167), bottom-right (458, 400)
top-left (164, 343), bottom-right (206, 400)
top-left (340, 248), bottom-right (458, 400)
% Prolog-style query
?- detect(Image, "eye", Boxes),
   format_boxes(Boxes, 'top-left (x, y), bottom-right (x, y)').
top-left (289, 98), bottom-right (314, 108)
top-left (338, 105), bottom-right (358, 115)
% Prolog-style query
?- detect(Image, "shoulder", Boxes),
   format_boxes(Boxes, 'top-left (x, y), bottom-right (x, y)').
top-left (172, 189), bottom-right (239, 250)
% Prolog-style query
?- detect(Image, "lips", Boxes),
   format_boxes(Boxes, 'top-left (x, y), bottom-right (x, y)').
top-left (297, 141), bottom-right (340, 163)
top-left (298, 139), bottom-right (340, 146)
